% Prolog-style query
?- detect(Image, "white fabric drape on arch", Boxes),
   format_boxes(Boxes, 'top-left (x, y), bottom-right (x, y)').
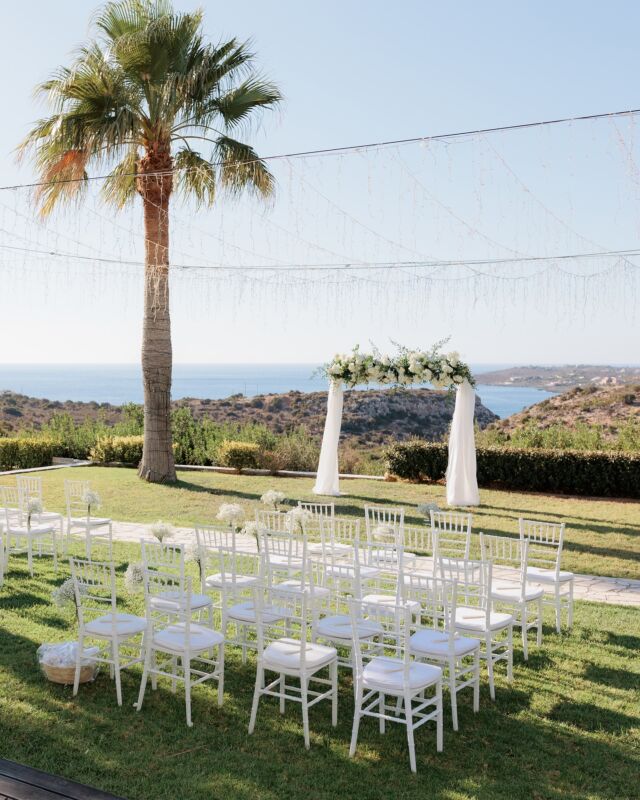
top-left (446, 379), bottom-right (480, 506)
top-left (312, 380), bottom-right (344, 496)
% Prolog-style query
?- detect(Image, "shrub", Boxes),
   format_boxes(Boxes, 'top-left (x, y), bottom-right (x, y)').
top-left (90, 435), bottom-right (144, 465)
top-left (216, 440), bottom-right (260, 472)
top-left (269, 429), bottom-right (319, 472)
top-left (385, 440), bottom-right (640, 498)
top-left (0, 438), bottom-right (54, 470)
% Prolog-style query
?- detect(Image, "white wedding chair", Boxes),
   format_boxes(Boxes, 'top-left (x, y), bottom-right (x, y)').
top-left (64, 480), bottom-right (113, 560)
top-left (430, 510), bottom-right (473, 559)
top-left (480, 533), bottom-right (543, 659)
top-left (440, 557), bottom-right (513, 701)
top-left (364, 504), bottom-right (405, 544)
top-left (406, 574), bottom-right (480, 731)
top-left (307, 517), bottom-right (359, 558)
top-left (349, 597), bottom-right (443, 773)
top-left (260, 530), bottom-right (330, 612)
top-left (136, 574), bottom-right (224, 726)
top-left (519, 519), bottom-right (574, 632)
top-left (1, 486), bottom-right (57, 577)
top-left (248, 585), bottom-right (338, 750)
top-left (0, 484), bottom-right (22, 527)
top-left (298, 501), bottom-right (335, 520)
top-left (141, 540), bottom-right (213, 624)
top-left (70, 558), bottom-right (146, 706)
top-left (17, 475), bottom-right (64, 538)
top-left (311, 539), bottom-right (383, 669)
top-left (255, 509), bottom-right (290, 533)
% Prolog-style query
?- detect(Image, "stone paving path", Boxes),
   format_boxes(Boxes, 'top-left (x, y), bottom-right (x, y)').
top-left (109, 520), bottom-right (640, 608)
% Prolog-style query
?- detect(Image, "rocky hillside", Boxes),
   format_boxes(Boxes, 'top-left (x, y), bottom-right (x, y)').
top-left (0, 387), bottom-right (498, 444)
top-left (491, 384), bottom-right (640, 436)
top-left (479, 365), bottom-right (640, 391)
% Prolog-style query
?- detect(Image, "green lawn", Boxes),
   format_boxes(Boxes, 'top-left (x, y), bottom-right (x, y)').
top-left (0, 542), bottom-right (638, 800)
top-left (11, 465), bottom-right (640, 579)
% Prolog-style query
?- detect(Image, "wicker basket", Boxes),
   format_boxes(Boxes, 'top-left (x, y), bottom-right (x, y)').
top-left (42, 663), bottom-right (96, 685)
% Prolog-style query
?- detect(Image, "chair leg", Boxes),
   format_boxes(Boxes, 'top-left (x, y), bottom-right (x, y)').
top-left (52, 532), bottom-right (58, 573)
top-left (136, 645), bottom-right (153, 711)
top-left (217, 643), bottom-right (225, 707)
top-left (27, 538), bottom-right (34, 577)
top-left (448, 661), bottom-right (458, 732)
top-left (185, 661), bottom-right (193, 727)
top-left (113, 640), bottom-right (123, 707)
top-left (379, 692), bottom-right (385, 733)
top-left (349, 688), bottom-right (362, 758)
top-left (301, 675), bottom-right (311, 750)
top-left (73, 635), bottom-right (84, 697)
top-left (248, 667), bottom-right (263, 734)
top-left (507, 625), bottom-right (513, 682)
top-left (537, 596), bottom-right (543, 646)
top-left (331, 660), bottom-right (338, 727)
top-left (521, 602), bottom-right (528, 661)
top-left (108, 523), bottom-right (113, 562)
top-left (279, 674), bottom-right (286, 714)
top-left (473, 650), bottom-right (480, 712)
top-left (404, 691), bottom-right (416, 774)
top-left (555, 586), bottom-right (561, 633)
top-left (486, 633), bottom-right (495, 701)
top-left (436, 681), bottom-right (443, 753)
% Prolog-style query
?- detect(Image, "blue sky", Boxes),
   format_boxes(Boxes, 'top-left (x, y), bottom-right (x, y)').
top-left (1, 0), bottom-right (639, 364)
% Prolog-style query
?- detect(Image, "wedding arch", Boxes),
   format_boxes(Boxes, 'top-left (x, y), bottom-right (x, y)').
top-left (312, 344), bottom-right (480, 506)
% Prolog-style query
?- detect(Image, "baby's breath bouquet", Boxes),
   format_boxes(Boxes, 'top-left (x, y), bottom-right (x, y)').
top-left (260, 489), bottom-right (286, 511)
top-left (82, 489), bottom-right (101, 517)
top-left (216, 503), bottom-right (244, 532)
top-left (150, 520), bottom-right (174, 543)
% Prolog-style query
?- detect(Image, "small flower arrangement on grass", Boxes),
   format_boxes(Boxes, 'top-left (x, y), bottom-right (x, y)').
top-left (260, 489), bottom-right (286, 511)
top-left (26, 498), bottom-right (42, 530)
top-left (124, 562), bottom-right (145, 594)
top-left (417, 502), bottom-right (441, 519)
top-left (286, 506), bottom-right (313, 534)
top-left (217, 503), bottom-right (245, 531)
top-left (52, 578), bottom-right (84, 621)
top-left (82, 489), bottom-right (101, 517)
top-left (149, 520), bottom-right (174, 543)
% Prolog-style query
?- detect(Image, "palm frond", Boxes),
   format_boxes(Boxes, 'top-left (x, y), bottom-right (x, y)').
top-left (214, 136), bottom-right (274, 199)
top-left (174, 147), bottom-right (216, 206)
top-left (101, 148), bottom-right (139, 207)
top-left (34, 149), bottom-right (89, 217)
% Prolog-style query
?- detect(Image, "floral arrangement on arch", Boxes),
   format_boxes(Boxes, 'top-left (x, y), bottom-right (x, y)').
top-left (323, 343), bottom-right (473, 390)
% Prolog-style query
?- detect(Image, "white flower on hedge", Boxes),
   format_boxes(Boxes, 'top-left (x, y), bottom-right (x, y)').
top-left (124, 562), bottom-right (145, 593)
top-left (150, 520), bottom-right (174, 543)
top-left (217, 503), bottom-right (244, 529)
top-left (286, 506), bottom-right (313, 533)
top-left (261, 489), bottom-right (285, 510)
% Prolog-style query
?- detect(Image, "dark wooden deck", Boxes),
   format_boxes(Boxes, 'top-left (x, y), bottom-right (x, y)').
top-left (0, 761), bottom-right (125, 800)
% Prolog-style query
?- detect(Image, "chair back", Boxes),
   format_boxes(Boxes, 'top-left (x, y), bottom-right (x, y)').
top-left (199, 535), bottom-right (260, 600)
top-left (255, 509), bottom-right (290, 532)
top-left (17, 475), bottom-right (43, 511)
top-left (402, 570), bottom-right (440, 628)
top-left (298, 501), bottom-right (335, 519)
top-left (519, 519), bottom-right (565, 578)
top-left (0, 486), bottom-right (21, 529)
top-left (141, 540), bottom-right (185, 583)
top-left (195, 525), bottom-right (248, 551)
top-left (439, 555), bottom-right (492, 627)
top-left (69, 557), bottom-right (117, 630)
top-left (349, 597), bottom-right (412, 688)
top-left (403, 523), bottom-right (435, 557)
top-left (480, 533), bottom-right (529, 601)
top-left (260, 530), bottom-right (307, 579)
top-left (364, 504), bottom-right (405, 544)
top-left (253, 583), bottom-right (310, 668)
top-left (64, 479), bottom-right (92, 520)
top-left (319, 517), bottom-right (359, 551)
top-left (431, 511), bottom-right (472, 559)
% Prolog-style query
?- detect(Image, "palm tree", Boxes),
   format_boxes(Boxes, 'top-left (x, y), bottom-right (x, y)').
top-left (20, 0), bottom-right (281, 482)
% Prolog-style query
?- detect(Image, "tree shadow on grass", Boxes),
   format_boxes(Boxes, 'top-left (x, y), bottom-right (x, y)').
top-left (546, 700), bottom-right (638, 733)
top-left (583, 662), bottom-right (640, 691)
top-left (606, 631), bottom-right (640, 650)
top-left (0, 591), bottom-right (48, 610)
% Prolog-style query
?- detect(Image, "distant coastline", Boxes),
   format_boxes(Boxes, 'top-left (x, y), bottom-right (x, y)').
top-left (0, 363), bottom-right (555, 419)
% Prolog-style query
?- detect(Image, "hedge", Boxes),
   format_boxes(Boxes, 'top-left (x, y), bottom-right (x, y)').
top-left (217, 440), bottom-right (260, 472)
top-left (0, 438), bottom-right (55, 471)
top-left (385, 439), bottom-right (640, 498)
top-left (90, 435), bottom-right (145, 465)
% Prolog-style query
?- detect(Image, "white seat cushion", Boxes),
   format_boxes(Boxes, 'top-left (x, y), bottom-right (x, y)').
top-left (317, 614), bottom-right (383, 641)
top-left (326, 564), bottom-right (380, 580)
top-left (151, 591), bottom-right (212, 612)
top-left (9, 524), bottom-right (55, 536)
top-left (266, 555), bottom-right (304, 569)
top-left (410, 628), bottom-right (480, 658)
top-left (362, 594), bottom-right (420, 615)
top-left (85, 612), bottom-right (146, 638)
top-left (526, 567), bottom-right (574, 584)
top-left (263, 637), bottom-right (337, 671)
top-left (455, 606), bottom-right (513, 632)
top-left (491, 583), bottom-right (544, 602)
top-left (69, 517), bottom-right (111, 529)
top-left (153, 622), bottom-right (223, 653)
top-left (307, 542), bottom-right (352, 556)
top-left (205, 573), bottom-right (257, 590)
top-left (363, 656), bottom-right (442, 692)
top-left (275, 579), bottom-right (330, 599)
top-left (226, 600), bottom-right (286, 624)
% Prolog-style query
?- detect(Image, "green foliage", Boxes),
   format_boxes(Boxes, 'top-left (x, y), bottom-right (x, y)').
top-left (90, 435), bottom-right (145, 465)
top-left (386, 440), bottom-right (640, 498)
top-left (0, 438), bottom-right (54, 470)
top-left (477, 419), bottom-right (640, 452)
top-left (216, 441), bottom-right (260, 472)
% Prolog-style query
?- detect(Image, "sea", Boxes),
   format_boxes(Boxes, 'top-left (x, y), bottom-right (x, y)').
top-left (0, 363), bottom-right (554, 419)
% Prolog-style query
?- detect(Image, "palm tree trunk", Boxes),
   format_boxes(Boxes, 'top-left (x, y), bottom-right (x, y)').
top-left (137, 148), bottom-right (176, 483)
